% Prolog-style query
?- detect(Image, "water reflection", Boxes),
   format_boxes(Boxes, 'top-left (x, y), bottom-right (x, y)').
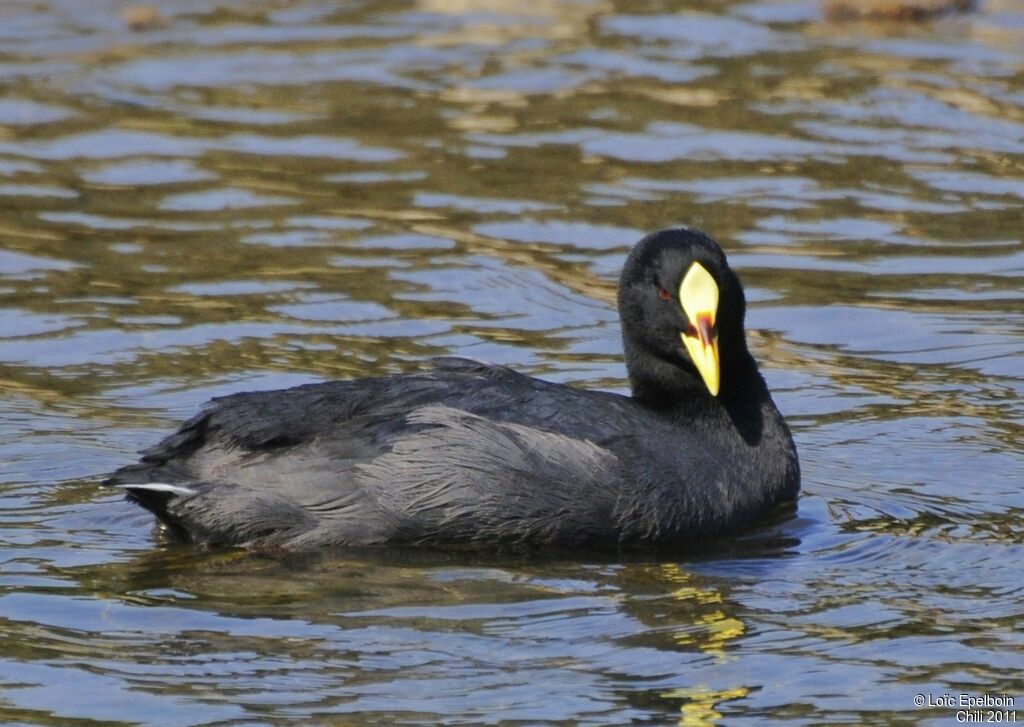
top-left (1, 0), bottom-right (1023, 723)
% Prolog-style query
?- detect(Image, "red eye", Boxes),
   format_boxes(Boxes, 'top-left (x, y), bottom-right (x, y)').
top-left (657, 287), bottom-right (672, 301)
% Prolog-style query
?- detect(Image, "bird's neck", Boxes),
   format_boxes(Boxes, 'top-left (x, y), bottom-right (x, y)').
top-left (625, 346), bottom-right (767, 418)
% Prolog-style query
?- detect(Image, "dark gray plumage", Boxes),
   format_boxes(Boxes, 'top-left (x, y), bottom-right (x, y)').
top-left (108, 228), bottom-right (800, 551)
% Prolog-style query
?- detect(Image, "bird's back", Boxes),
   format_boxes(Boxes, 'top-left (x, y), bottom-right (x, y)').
top-left (111, 359), bottom-right (627, 547)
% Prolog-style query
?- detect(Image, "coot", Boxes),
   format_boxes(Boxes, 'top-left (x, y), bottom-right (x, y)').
top-left (108, 228), bottom-right (799, 550)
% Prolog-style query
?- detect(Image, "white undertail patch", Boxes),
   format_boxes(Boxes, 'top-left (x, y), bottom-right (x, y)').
top-left (120, 482), bottom-right (197, 497)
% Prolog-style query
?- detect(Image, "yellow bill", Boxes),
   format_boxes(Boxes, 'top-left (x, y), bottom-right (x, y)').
top-left (678, 262), bottom-right (721, 396)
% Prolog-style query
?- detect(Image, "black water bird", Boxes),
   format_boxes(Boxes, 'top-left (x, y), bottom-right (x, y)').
top-left (108, 228), bottom-right (799, 550)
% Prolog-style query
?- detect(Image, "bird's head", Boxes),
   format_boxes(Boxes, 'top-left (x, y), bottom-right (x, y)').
top-left (618, 227), bottom-right (750, 402)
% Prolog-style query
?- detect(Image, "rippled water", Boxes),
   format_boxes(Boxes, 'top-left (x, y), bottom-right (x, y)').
top-left (1, 0), bottom-right (1023, 723)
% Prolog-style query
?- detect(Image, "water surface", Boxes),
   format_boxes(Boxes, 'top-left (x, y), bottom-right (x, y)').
top-left (1, 0), bottom-right (1023, 724)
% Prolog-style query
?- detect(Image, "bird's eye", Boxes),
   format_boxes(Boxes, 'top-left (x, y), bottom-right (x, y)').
top-left (656, 287), bottom-right (672, 301)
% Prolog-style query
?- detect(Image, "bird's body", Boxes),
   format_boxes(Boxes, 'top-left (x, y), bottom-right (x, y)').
top-left (109, 229), bottom-right (800, 551)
